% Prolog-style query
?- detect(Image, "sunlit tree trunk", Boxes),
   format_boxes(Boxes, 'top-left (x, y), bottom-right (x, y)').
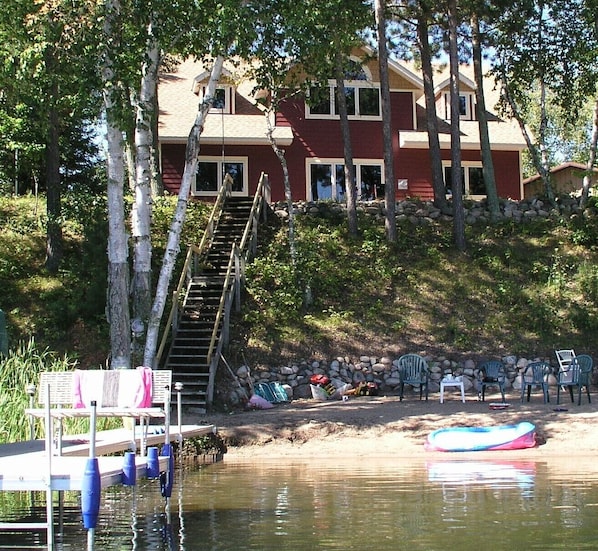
top-left (471, 13), bottom-right (499, 218)
top-left (131, 19), bottom-right (160, 365)
top-left (581, 96), bottom-right (598, 207)
top-left (102, 0), bottom-right (131, 368)
top-left (143, 56), bottom-right (224, 368)
top-left (334, 50), bottom-right (358, 237)
top-left (416, 13), bottom-right (448, 213)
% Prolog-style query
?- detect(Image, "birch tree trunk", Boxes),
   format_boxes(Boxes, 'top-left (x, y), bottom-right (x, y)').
top-left (102, 0), bottom-right (131, 369)
top-left (264, 101), bottom-right (296, 266)
top-left (375, 0), bottom-right (396, 242)
top-left (131, 19), bottom-right (160, 365)
top-left (143, 55), bottom-right (224, 368)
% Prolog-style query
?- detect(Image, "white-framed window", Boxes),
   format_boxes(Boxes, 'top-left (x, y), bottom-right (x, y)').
top-left (307, 84), bottom-right (381, 119)
top-left (193, 157), bottom-right (247, 196)
top-left (442, 92), bottom-right (475, 120)
top-left (306, 60), bottom-right (381, 120)
top-left (443, 161), bottom-right (486, 197)
top-left (200, 85), bottom-right (235, 114)
top-left (306, 159), bottom-right (384, 202)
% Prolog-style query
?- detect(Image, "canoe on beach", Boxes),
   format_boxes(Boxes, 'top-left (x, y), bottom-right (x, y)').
top-left (425, 421), bottom-right (536, 452)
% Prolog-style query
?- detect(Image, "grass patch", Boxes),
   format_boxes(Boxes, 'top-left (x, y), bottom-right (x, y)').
top-left (2, 193), bottom-right (598, 379)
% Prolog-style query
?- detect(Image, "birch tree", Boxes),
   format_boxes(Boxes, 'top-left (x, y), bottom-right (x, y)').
top-left (143, 56), bottom-right (224, 367)
top-left (130, 14), bottom-right (160, 364)
top-left (101, 0), bottom-right (131, 368)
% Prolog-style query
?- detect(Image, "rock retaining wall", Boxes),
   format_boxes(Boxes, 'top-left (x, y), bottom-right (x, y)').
top-left (231, 354), bottom-right (571, 404)
top-left (271, 194), bottom-right (596, 224)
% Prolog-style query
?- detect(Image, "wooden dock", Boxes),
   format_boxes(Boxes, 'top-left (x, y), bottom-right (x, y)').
top-left (0, 452), bottom-right (169, 492)
top-left (0, 423), bottom-right (216, 488)
top-left (0, 421), bottom-right (217, 545)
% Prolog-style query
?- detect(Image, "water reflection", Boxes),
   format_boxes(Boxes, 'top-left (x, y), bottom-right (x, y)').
top-left (2, 457), bottom-right (598, 550)
top-left (427, 460), bottom-right (536, 489)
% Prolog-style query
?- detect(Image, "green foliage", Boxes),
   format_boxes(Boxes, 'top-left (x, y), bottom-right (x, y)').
top-left (0, 194), bottom-right (211, 362)
top-left (241, 208), bottom-right (598, 364)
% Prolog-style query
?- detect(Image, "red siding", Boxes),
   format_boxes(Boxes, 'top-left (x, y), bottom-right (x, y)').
top-left (161, 143), bottom-right (287, 197)
top-left (160, 92), bottom-right (522, 202)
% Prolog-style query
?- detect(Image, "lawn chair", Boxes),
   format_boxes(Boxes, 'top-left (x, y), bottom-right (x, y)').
top-left (397, 354), bottom-right (429, 401)
top-left (478, 360), bottom-right (506, 402)
top-left (520, 361), bottom-right (550, 403)
top-left (556, 354), bottom-right (593, 405)
top-left (555, 349), bottom-right (576, 371)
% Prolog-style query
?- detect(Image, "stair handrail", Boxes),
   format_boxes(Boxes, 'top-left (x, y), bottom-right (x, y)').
top-left (155, 176), bottom-right (233, 368)
top-left (205, 242), bottom-right (238, 369)
top-left (203, 174), bottom-right (270, 398)
top-left (239, 172), bottom-right (268, 259)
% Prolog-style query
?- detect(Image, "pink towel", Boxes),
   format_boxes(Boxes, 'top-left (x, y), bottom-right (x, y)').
top-left (118, 366), bottom-right (153, 408)
top-left (72, 367), bottom-right (153, 408)
top-left (72, 369), bottom-right (105, 408)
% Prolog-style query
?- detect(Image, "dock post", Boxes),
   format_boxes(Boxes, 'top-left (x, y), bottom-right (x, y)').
top-left (81, 400), bottom-right (101, 547)
top-left (27, 383), bottom-right (36, 440)
top-left (175, 382), bottom-right (183, 443)
top-left (44, 384), bottom-right (54, 549)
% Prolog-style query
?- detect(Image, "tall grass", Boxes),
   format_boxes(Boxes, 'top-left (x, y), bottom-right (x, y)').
top-left (0, 339), bottom-right (119, 444)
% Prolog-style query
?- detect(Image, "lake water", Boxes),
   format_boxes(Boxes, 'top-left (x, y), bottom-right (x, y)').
top-left (2, 456), bottom-right (598, 550)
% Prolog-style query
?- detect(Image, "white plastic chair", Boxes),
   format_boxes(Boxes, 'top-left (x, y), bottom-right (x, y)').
top-left (555, 349), bottom-right (576, 372)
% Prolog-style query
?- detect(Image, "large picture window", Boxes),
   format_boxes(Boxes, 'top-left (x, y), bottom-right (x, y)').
top-left (307, 160), bottom-right (384, 201)
top-left (194, 158), bottom-right (247, 196)
top-left (443, 162), bottom-right (486, 197)
top-left (307, 84), bottom-right (381, 119)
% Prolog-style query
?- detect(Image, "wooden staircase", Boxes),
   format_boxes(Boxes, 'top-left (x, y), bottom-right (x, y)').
top-left (162, 196), bottom-right (256, 411)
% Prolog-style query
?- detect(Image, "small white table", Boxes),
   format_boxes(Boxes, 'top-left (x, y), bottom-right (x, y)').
top-left (440, 379), bottom-right (465, 403)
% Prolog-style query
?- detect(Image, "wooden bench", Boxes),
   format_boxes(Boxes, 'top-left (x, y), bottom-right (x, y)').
top-left (25, 369), bottom-right (173, 455)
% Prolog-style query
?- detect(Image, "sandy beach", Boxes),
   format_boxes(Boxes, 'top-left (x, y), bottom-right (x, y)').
top-left (197, 388), bottom-right (598, 462)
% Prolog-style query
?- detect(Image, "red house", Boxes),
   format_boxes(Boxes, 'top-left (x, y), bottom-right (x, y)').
top-left (158, 48), bottom-right (527, 203)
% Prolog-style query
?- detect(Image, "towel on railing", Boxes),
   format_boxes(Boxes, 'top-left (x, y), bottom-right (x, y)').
top-left (72, 366), bottom-right (153, 408)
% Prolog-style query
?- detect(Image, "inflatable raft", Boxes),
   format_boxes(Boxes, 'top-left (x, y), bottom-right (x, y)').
top-left (425, 421), bottom-right (536, 452)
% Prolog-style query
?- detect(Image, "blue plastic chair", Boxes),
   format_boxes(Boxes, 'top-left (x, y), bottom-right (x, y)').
top-left (397, 354), bottom-right (429, 401)
top-left (557, 354), bottom-right (593, 405)
top-left (478, 360), bottom-right (506, 402)
top-left (520, 361), bottom-right (550, 403)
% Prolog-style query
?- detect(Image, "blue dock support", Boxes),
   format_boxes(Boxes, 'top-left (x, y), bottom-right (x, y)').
top-left (159, 444), bottom-right (174, 498)
top-left (147, 446), bottom-right (160, 478)
top-left (122, 451), bottom-right (137, 486)
top-left (81, 401), bottom-right (101, 531)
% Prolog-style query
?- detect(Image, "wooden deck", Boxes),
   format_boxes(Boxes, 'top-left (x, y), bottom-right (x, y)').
top-left (0, 452), bottom-right (170, 492)
top-left (0, 423), bottom-right (216, 533)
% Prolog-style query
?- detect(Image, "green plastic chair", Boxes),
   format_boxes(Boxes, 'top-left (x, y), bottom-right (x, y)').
top-left (478, 360), bottom-right (506, 402)
top-left (557, 354), bottom-right (593, 405)
top-left (397, 354), bottom-right (429, 401)
top-left (520, 361), bottom-right (550, 403)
